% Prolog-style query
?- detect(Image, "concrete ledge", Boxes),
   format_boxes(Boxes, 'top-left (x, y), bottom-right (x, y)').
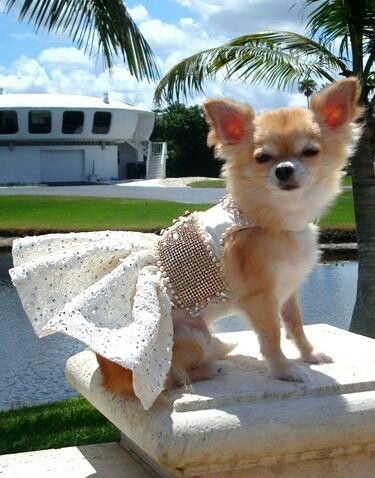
top-left (0, 237), bottom-right (16, 248)
top-left (0, 442), bottom-right (152, 478)
top-left (65, 325), bottom-right (375, 477)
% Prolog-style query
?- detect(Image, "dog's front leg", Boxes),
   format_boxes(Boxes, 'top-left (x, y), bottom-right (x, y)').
top-left (239, 294), bottom-right (308, 382)
top-left (281, 293), bottom-right (333, 365)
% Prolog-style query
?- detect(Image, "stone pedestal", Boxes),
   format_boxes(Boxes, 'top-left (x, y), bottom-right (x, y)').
top-left (65, 324), bottom-right (375, 477)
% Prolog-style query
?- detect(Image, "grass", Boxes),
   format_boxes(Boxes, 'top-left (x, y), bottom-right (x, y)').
top-left (319, 190), bottom-right (355, 228)
top-left (0, 396), bottom-right (120, 455)
top-left (0, 196), bottom-right (210, 235)
top-left (0, 189), bottom-right (354, 236)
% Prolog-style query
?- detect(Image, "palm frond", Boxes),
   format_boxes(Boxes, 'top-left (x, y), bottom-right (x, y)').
top-left (5, 0), bottom-right (160, 81)
top-left (303, 0), bottom-right (375, 58)
top-left (154, 31), bottom-right (346, 105)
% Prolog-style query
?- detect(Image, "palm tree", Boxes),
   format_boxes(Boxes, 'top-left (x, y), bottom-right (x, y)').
top-left (298, 78), bottom-right (318, 106)
top-left (155, 0), bottom-right (375, 338)
top-left (4, 0), bottom-right (159, 81)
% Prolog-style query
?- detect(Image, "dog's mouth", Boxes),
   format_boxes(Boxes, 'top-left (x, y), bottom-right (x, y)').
top-left (279, 183), bottom-right (299, 191)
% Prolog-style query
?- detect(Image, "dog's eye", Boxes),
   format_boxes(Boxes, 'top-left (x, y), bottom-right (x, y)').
top-left (302, 147), bottom-right (320, 157)
top-left (255, 153), bottom-right (273, 163)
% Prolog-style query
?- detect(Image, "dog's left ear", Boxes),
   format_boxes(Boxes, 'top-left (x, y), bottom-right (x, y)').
top-left (203, 99), bottom-right (254, 147)
top-left (310, 78), bottom-right (362, 131)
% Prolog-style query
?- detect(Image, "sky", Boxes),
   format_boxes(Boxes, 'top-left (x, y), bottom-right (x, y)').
top-left (0, 0), bottom-right (313, 112)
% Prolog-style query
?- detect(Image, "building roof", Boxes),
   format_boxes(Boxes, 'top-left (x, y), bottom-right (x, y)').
top-left (0, 93), bottom-right (150, 112)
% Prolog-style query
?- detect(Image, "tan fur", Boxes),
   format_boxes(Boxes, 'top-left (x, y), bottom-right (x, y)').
top-left (201, 78), bottom-right (362, 380)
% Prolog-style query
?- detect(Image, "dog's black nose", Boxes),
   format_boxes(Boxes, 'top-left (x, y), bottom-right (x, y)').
top-left (275, 164), bottom-right (294, 181)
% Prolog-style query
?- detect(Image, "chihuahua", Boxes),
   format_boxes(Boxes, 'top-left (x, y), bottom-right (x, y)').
top-left (98, 78), bottom-right (362, 395)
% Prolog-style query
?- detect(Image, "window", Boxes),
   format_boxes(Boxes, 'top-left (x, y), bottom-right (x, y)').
top-left (62, 111), bottom-right (84, 134)
top-left (92, 111), bottom-right (111, 134)
top-left (29, 110), bottom-right (51, 134)
top-left (0, 110), bottom-right (18, 134)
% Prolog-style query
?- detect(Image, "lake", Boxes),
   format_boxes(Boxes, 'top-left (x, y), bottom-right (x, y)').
top-left (0, 251), bottom-right (358, 411)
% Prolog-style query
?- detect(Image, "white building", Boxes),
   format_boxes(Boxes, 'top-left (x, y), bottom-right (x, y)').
top-left (0, 93), bottom-right (167, 184)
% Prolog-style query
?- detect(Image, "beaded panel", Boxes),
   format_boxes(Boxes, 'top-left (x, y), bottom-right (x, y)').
top-left (155, 213), bottom-right (227, 313)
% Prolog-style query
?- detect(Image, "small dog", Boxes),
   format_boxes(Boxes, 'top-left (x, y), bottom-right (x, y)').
top-left (98, 78), bottom-right (362, 395)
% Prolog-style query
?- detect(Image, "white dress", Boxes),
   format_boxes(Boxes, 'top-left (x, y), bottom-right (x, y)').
top-left (10, 196), bottom-right (251, 410)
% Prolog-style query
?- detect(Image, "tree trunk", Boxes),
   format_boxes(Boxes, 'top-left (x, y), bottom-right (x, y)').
top-left (349, 111), bottom-right (375, 338)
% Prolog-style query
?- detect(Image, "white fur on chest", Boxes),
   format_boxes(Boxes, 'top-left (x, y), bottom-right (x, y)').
top-left (275, 224), bottom-right (319, 305)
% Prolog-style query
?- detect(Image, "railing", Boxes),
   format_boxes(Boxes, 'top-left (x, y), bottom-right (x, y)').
top-left (146, 141), bottom-right (167, 179)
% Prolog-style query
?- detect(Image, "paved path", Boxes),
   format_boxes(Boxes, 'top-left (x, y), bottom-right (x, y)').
top-left (0, 181), bottom-right (351, 204)
top-left (0, 184), bottom-right (225, 204)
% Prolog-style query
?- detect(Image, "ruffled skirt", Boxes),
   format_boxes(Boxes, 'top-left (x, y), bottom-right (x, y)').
top-left (9, 231), bottom-right (173, 410)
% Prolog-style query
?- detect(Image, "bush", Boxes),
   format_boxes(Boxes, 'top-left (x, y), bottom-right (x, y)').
top-left (126, 162), bottom-right (146, 179)
top-left (151, 103), bottom-right (222, 178)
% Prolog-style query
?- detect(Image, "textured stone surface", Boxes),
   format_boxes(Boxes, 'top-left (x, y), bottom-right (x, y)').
top-left (0, 442), bottom-right (152, 478)
top-left (65, 324), bottom-right (375, 477)
top-left (0, 237), bottom-right (15, 248)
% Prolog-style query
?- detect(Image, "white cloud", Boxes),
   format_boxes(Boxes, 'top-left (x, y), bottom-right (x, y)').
top-left (138, 19), bottom-right (186, 50)
top-left (0, 2), bottom-right (313, 112)
top-left (0, 56), bottom-right (50, 93)
top-left (128, 4), bottom-right (149, 23)
top-left (38, 47), bottom-right (92, 67)
top-left (174, 0), bottom-right (305, 34)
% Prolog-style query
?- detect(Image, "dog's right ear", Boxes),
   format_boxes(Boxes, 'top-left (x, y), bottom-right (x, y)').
top-left (203, 99), bottom-right (254, 147)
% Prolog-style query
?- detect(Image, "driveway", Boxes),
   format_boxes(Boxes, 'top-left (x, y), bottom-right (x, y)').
top-left (0, 183), bottom-right (225, 204)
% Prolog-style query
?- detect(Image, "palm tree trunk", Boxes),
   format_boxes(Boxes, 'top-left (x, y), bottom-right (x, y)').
top-left (349, 111), bottom-right (375, 338)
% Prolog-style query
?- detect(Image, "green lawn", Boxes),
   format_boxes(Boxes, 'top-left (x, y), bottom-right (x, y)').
top-left (319, 190), bottom-right (354, 228)
top-left (0, 397), bottom-right (120, 455)
top-left (0, 196), bottom-right (210, 234)
top-left (0, 190), bottom-right (354, 235)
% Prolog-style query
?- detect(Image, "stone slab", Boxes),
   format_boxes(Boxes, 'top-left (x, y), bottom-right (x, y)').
top-left (0, 237), bottom-right (15, 248)
top-left (65, 324), bottom-right (375, 477)
top-left (0, 442), bottom-right (153, 478)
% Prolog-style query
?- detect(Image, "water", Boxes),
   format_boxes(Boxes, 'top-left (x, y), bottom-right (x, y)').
top-left (0, 251), bottom-right (357, 411)
top-left (0, 252), bottom-right (84, 411)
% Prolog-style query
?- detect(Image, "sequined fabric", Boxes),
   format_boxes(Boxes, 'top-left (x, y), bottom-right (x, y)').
top-left (10, 231), bottom-right (173, 411)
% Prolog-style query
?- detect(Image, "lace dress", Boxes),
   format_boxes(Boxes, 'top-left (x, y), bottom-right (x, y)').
top-left (10, 196), bottom-right (251, 410)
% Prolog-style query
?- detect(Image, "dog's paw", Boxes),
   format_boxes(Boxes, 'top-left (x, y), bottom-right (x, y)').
top-left (271, 362), bottom-right (308, 383)
top-left (302, 351), bottom-right (333, 365)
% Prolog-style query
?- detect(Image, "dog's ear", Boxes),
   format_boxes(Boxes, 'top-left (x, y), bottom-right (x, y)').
top-left (203, 99), bottom-right (254, 147)
top-left (310, 78), bottom-right (362, 131)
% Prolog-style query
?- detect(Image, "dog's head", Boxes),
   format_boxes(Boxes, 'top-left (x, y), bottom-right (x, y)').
top-left (203, 78), bottom-right (362, 230)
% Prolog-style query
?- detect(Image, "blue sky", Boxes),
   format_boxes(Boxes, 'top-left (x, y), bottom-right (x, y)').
top-left (0, 0), bottom-right (310, 110)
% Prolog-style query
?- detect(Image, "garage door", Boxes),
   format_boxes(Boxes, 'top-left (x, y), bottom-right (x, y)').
top-left (41, 150), bottom-right (85, 183)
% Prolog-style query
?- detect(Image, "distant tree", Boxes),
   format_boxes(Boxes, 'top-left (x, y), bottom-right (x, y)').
top-left (298, 78), bottom-right (318, 106)
top-left (151, 104), bottom-right (221, 178)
